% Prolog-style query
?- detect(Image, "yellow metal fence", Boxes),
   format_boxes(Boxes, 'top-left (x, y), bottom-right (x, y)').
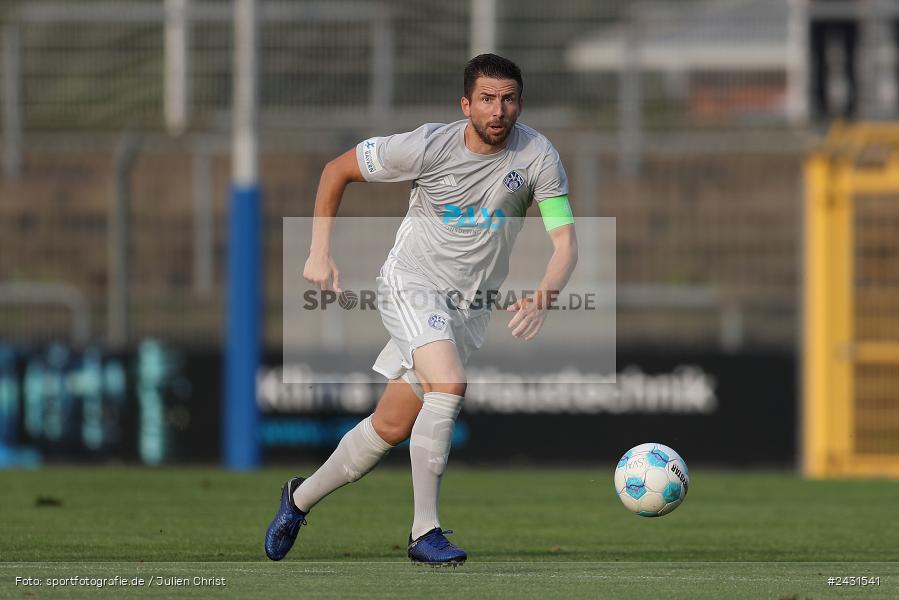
top-left (804, 123), bottom-right (899, 478)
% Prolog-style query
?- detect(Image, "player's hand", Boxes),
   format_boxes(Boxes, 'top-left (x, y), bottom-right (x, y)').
top-left (506, 296), bottom-right (548, 341)
top-left (303, 252), bottom-right (342, 293)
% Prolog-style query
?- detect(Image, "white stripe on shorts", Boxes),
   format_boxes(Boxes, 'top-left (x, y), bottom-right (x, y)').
top-left (384, 259), bottom-right (416, 342)
top-left (386, 257), bottom-right (422, 339)
top-left (380, 220), bottom-right (418, 341)
top-left (388, 222), bottom-right (422, 335)
top-left (394, 271), bottom-right (422, 337)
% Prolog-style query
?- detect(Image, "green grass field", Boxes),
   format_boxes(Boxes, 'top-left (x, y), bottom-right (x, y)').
top-left (1, 467), bottom-right (898, 599)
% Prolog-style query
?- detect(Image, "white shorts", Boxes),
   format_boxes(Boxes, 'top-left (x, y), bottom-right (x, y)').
top-left (372, 266), bottom-right (490, 381)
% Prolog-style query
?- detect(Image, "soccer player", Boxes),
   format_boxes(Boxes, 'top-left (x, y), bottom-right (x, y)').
top-left (265, 54), bottom-right (578, 565)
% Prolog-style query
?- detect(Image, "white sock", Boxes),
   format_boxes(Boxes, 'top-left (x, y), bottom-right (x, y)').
top-left (292, 415), bottom-right (393, 513)
top-left (409, 391), bottom-right (464, 540)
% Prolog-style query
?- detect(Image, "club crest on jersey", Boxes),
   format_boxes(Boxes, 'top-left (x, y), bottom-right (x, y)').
top-left (503, 170), bottom-right (524, 192)
top-left (427, 312), bottom-right (448, 331)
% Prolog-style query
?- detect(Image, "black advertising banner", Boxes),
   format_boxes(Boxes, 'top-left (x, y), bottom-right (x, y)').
top-left (0, 341), bottom-right (220, 465)
top-left (258, 349), bottom-right (796, 466)
top-left (1, 341), bottom-right (795, 466)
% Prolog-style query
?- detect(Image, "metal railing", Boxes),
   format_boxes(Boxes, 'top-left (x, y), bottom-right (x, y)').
top-left (0, 282), bottom-right (91, 344)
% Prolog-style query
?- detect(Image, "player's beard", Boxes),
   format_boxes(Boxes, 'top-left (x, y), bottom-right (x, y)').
top-left (471, 118), bottom-right (514, 148)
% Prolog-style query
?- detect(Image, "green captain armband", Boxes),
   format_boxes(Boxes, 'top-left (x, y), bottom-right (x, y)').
top-left (537, 195), bottom-right (574, 231)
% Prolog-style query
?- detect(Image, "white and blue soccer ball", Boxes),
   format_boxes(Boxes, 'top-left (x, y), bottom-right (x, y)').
top-left (614, 443), bottom-right (689, 517)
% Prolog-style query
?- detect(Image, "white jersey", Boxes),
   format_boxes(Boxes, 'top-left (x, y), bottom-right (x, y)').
top-left (355, 119), bottom-right (568, 310)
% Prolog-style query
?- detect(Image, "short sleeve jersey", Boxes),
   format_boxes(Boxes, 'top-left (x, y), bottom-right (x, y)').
top-left (355, 119), bottom-right (568, 309)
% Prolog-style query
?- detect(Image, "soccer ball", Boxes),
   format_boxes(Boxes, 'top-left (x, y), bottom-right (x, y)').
top-left (614, 443), bottom-right (689, 517)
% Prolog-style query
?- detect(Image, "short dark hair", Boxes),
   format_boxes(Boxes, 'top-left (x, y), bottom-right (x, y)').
top-left (464, 54), bottom-right (523, 100)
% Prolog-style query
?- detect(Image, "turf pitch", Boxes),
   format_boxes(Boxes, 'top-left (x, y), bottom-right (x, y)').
top-left (1, 467), bottom-right (897, 598)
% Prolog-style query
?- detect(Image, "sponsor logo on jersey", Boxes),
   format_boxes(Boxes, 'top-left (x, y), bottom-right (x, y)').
top-left (361, 138), bottom-right (381, 174)
top-left (427, 312), bottom-right (448, 330)
top-left (503, 170), bottom-right (525, 192)
top-left (442, 204), bottom-right (507, 231)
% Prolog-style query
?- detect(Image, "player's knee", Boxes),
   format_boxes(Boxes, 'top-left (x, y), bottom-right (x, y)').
top-left (371, 412), bottom-right (415, 446)
top-left (428, 379), bottom-right (467, 397)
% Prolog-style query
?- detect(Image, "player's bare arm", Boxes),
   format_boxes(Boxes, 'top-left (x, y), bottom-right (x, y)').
top-left (507, 223), bottom-right (578, 340)
top-left (303, 148), bottom-right (366, 293)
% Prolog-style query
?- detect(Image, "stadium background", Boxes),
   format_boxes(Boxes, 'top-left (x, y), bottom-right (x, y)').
top-left (0, 0), bottom-right (894, 474)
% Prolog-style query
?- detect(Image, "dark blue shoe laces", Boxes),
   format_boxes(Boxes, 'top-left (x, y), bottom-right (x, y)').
top-left (424, 528), bottom-right (455, 550)
top-left (289, 515), bottom-right (307, 536)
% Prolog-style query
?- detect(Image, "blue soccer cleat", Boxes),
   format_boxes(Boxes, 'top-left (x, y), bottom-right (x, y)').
top-left (264, 477), bottom-right (307, 561)
top-left (407, 528), bottom-right (467, 565)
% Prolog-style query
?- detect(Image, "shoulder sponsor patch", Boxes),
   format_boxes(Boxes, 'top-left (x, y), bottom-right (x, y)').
top-left (361, 138), bottom-right (382, 175)
top-left (503, 170), bottom-right (525, 192)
